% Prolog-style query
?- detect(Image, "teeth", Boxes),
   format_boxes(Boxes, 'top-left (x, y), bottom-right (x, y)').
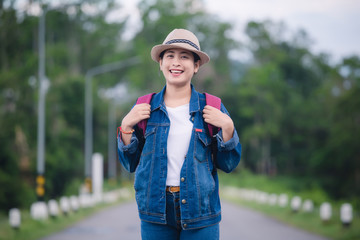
top-left (171, 70), bottom-right (182, 74)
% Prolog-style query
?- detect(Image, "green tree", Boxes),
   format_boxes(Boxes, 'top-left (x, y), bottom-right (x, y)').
top-left (231, 20), bottom-right (360, 201)
top-left (310, 56), bottom-right (360, 199)
top-left (0, 0), bottom-right (130, 211)
top-left (0, 5), bottom-right (39, 210)
top-left (231, 63), bottom-right (286, 174)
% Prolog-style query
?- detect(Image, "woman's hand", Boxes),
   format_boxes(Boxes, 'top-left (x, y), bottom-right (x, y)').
top-left (120, 103), bottom-right (151, 145)
top-left (203, 105), bottom-right (234, 142)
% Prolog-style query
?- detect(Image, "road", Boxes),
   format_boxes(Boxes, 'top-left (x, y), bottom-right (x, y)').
top-left (41, 200), bottom-right (328, 240)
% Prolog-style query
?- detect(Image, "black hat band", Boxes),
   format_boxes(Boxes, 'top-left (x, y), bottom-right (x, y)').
top-left (165, 39), bottom-right (200, 51)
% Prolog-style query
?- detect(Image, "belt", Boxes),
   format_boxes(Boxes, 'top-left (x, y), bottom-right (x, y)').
top-left (166, 186), bottom-right (180, 193)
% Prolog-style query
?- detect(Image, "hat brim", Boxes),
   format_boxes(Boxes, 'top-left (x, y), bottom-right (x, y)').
top-left (151, 43), bottom-right (210, 66)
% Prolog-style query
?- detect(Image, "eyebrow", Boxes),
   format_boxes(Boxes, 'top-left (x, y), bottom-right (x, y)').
top-left (165, 50), bottom-right (192, 55)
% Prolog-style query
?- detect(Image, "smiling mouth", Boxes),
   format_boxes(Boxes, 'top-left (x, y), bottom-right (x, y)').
top-left (170, 70), bottom-right (183, 74)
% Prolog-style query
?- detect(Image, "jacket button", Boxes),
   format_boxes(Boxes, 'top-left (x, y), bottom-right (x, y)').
top-left (181, 177), bottom-right (185, 182)
top-left (182, 199), bottom-right (187, 204)
top-left (183, 223), bottom-right (187, 228)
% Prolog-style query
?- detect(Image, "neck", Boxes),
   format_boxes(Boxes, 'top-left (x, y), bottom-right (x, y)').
top-left (164, 84), bottom-right (191, 108)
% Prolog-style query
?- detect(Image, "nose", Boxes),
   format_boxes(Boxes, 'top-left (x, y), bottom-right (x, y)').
top-left (172, 56), bottom-right (181, 66)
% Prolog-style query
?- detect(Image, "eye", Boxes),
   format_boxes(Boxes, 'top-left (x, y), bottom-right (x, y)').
top-left (166, 54), bottom-right (174, 58)
top-left (181, 55), bottom-right (189, 59)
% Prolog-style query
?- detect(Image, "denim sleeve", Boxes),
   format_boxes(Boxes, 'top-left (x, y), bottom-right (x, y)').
top-left (214, 104), bottom-right (242, 173)
top-left (117, 130), bottom-right (143, 173)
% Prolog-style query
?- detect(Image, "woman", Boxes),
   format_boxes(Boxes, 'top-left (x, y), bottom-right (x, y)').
top-left (117, 28), bottom-right (242, 240)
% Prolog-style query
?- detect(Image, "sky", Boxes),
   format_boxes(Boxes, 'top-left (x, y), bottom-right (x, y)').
top-left (116, 0), bottom-right (360, 63)
top-left (204, 0), bottom-right (360, 62)
top-left (13, 0), bottom-right (360, 63)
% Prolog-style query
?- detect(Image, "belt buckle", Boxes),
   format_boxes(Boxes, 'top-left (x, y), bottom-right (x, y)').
top-left (168, 186), bottom-right (177, 193)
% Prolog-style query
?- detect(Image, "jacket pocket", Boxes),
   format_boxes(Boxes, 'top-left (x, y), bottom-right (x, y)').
top-left (141, 126), bottom-right (156, 157)
top-left (194, 130), bottom-right (211, 163)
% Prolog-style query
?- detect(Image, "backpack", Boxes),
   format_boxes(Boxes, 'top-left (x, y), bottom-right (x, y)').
top-left (135, 92), bottom-right (221, 137)
top-left (118, 92), bottom-right (221, 169)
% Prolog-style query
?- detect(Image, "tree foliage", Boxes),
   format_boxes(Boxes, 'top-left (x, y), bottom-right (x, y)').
top-left (229, 20), bottom-right (360, 200)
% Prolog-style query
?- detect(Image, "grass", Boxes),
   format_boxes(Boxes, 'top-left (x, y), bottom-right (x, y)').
top-left (219, 170), bottom-right (360, 240)
top-left (1, 205), bottom-right (103, 240)
top-left (0, 185), bottom-right (134, 240)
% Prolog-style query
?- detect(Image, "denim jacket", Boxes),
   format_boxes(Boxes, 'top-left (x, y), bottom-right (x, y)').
top-left (117, 85), bottom-right (242, 230)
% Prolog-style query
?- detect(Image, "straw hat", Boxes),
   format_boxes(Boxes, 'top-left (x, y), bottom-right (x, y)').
top-left (151, 29), bottom-right (210, 66)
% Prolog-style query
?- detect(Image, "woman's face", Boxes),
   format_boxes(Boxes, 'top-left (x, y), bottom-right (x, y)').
top-left (159, 48), bottom-right (200, 87)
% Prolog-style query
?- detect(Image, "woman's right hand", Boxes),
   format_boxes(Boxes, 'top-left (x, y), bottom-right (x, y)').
top-left (121, 103), bottom-right (151, 135)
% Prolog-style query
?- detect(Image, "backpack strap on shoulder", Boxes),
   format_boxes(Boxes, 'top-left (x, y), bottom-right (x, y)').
top-left (204, 92), bottom-right (221, 172)
top-left (204, 92), bottom-right (221, 136)
top-left (136, 93), bottom-right (155, 136)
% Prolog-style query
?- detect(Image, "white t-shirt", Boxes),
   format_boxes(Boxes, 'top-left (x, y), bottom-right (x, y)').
top-left (165, 104), bottom-right (193, 186)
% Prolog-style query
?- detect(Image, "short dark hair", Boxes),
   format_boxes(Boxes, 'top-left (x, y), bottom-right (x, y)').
top-left (159, 50), bottom-right (200, 63)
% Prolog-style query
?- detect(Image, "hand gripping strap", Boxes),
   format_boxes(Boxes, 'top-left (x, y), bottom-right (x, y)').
top-left (204, 92), bottom-right (221, 137)
top-left (136, 93), bottom-right (155, 136)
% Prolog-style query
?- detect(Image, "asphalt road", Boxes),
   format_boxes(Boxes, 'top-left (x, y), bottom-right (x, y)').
top-left (41, 200), bottom-right (328, 240)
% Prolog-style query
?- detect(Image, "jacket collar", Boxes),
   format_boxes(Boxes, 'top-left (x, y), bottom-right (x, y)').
top-left (151, 84), bottom-right (200, 114)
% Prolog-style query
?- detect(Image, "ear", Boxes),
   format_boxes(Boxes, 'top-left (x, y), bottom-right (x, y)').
top-left (159, 59), bottom-right (163, 71)
top-left (194, 60), bottom-right (200, 74)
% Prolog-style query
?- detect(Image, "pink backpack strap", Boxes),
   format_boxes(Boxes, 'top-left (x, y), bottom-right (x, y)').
top-left (204, 93), bottom-right (221, 137)
top-left (136, 93), bottom-right (155, 136)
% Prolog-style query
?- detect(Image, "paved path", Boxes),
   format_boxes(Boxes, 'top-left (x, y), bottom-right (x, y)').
top-left (41, 200), bottom-right (328, 240)
top-left (41, 201), bottom-right (141, 240)
top-left (220, 201), bottom-right (328, 240)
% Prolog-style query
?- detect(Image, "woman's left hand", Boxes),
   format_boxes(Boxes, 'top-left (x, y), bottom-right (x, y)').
top-left (203, 105), bottom-right (234, 142)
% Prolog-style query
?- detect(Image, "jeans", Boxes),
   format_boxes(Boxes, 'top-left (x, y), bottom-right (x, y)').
top-left (141, 191), bottom-right (220, 240)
